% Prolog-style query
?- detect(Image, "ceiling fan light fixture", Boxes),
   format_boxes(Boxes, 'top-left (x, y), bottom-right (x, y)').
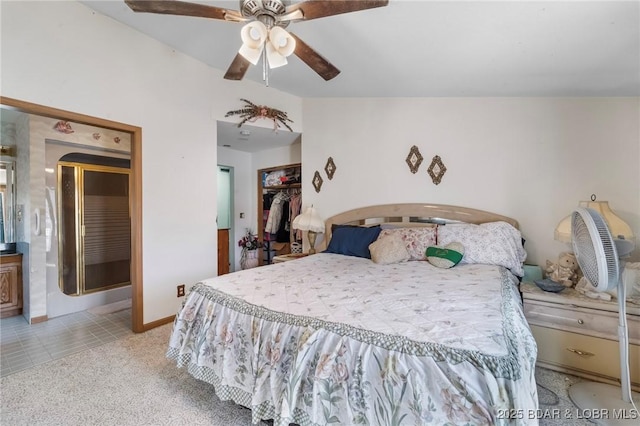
top-left (269, 26), bottom-right (296, 55)
top-left (265, 26), bottom-right (296, 68)
top-left (265, 42), bottom-right (287, 68)
top-left (238, 45), bottom-right (264, 65)
top-left (239, 21), bottom-right (267, 64)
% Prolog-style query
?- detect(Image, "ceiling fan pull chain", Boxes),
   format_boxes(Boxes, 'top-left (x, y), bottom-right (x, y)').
top-left (263, 52), bottom-right (269, 86)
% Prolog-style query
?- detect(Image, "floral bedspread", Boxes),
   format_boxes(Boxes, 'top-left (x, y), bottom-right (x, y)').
top-left (167, 253), bottom-right (538, 425)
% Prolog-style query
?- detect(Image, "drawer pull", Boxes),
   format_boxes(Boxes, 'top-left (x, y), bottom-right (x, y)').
top-left (577, 319), bottom-right (584, 324)
top-left (567, 348), bottom-right (594, 357)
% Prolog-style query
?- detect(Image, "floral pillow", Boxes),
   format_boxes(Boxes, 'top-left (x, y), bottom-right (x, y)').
top-left (437, 221), bottom-right (527, 276)
top-left (378, 227), bottom-right (437, 261)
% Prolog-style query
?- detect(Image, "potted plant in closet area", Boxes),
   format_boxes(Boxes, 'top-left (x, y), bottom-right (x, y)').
top-left (239, 229), bottom-right (259, 270)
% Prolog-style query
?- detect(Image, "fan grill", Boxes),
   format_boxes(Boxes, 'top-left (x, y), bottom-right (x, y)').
top-left (571, 208), bottom-right (619, 291)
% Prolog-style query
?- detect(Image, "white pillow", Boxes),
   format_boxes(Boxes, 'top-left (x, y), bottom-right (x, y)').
top-left (437, 221), bottom-right (527, 276)
top-left (369, 233), bottom-right (410, 265)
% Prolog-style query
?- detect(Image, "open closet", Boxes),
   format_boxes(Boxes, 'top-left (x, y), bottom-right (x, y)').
top-left (257, 163), bottom-right (302, 265)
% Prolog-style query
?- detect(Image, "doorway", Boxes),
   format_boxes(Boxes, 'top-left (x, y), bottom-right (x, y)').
top-left (0, 97), bottom-right (144, 332)
top-left (217, 165), bottom-right (233, 275)
top-left (216, 121), bottom-right (302, 271)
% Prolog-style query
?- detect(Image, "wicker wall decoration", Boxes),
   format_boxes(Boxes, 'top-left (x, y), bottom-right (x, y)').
top-left (225, 98), bottom-right (293, 132)
top-left (324, 157), bottom-right (336, 180)
top-left (405, 145), bottom-right (423, 174)
top-left (312, 171), bottom-right (323, 193)
top-left (427, 155), bottom-right (447, 185)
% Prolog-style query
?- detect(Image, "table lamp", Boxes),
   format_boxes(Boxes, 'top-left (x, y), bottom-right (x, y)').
top-left (555, 197), bottom-right (635, 247)
top-left (292, 205), bottom-right (324, 254)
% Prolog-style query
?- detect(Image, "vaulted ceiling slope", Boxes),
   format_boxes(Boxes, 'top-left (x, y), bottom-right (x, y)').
top-left (83, 1), bottom-right (639, 98)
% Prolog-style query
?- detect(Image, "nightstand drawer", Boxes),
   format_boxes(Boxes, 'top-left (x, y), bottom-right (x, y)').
top-left (531, 325), bottom-right (640, 388)
top-left (524, 301), bottom-right (640, 343)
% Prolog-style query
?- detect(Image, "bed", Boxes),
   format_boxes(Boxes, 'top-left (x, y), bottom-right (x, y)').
top-left (167, 204), bottom-right (538, 425)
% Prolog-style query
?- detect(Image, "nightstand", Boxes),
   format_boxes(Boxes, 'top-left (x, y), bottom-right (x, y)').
top-left (521, 282), bottom-right (640, 392)
top-left (272, 253), bottom-right (309, 263)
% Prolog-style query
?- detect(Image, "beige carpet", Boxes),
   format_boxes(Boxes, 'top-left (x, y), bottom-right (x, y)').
top-left (1, 324), bottom-right (256, 425)
top-left (1, 322), bottom-right (592, 426)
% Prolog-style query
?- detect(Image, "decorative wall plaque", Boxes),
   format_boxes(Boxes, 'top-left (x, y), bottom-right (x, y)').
top-left (427, 155), bottom-right (447, 185)
top-left (312, 171), bottom-right (323, 193)
top-left (405, 145), bottom-right (423, 174)
top-left (324, 157), bottom-right (336, 180)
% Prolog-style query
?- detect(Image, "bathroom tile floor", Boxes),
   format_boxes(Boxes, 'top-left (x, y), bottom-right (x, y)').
top-left (0, 308), bottom-right (132, 377)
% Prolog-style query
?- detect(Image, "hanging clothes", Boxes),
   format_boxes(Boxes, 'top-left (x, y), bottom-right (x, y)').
top-left (263, 193), bottom-right (275, 210)
top-left (276, 200), bottom-right (290, 242)
top-left (289, 192), bottom-right (302, 241)
top-left (265, 192), bottom-right (286, 234)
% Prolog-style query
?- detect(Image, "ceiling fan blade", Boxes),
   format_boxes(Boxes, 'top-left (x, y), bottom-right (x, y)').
top-left (224, 54), bottom-right (251, 81)
top-left (285, 0), bottom-right (388, 21)
top-left (124, 0), bottom-right (245, 22)
top-left (289, 33), bottom-right (340, 81)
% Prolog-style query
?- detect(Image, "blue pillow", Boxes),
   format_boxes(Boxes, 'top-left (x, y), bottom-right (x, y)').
top-left (324, 225), bottom-right (382, 259)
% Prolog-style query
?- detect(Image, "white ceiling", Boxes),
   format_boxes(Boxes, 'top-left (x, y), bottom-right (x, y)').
top-left (5, 1), bottom-right (638, 153)
top-left (218, 120), bottom-right (301, 152)
top-left (81, 0), bottom-right (640, 98)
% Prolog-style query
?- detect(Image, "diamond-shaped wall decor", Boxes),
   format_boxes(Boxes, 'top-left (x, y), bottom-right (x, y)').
top-left (324, 157), bottom-right (336, 180)
top-left (427, 155), bottom-right (447, 185)
top-left (312, 170), bottom-right (323, 193)
top-left (405, 145), bottom-right (423, 174)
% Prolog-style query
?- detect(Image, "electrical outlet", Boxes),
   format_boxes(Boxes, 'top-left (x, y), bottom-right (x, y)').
top-left (177, 284), bottom-right (185, 297)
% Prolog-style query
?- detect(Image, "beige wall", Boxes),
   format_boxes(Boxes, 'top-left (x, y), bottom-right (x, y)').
top-left (301, 97), bottom-right (640, 266)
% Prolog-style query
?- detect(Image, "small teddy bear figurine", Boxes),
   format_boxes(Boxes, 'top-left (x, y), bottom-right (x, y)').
top-left (545, 252), bottom-right (579, 288)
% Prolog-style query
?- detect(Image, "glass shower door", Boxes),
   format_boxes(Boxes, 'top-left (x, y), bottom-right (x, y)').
top-left (82, 169), bottom-right (130, 293)
top-left (58, 162), bottom-right (130, 295)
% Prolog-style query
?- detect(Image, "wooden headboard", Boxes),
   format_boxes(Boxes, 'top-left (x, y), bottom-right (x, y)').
top-left (321, 203), bottom-right (519, 250)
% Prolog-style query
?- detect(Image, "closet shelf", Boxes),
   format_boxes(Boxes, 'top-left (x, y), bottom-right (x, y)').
top-left (264, 183), bottom-right (301, 190)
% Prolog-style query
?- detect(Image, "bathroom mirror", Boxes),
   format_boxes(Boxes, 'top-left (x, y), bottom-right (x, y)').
top-left (0, 149), bottom-right (17, 253)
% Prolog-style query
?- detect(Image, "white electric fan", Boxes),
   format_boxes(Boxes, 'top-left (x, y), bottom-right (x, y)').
top-left (569, 207), bottom-right (639, 425)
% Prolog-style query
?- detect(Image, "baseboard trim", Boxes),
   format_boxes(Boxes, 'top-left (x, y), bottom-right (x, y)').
top-left (30, 315), bottom-right (48, 324)
top-left (141, 315), bottom-right (175, 332)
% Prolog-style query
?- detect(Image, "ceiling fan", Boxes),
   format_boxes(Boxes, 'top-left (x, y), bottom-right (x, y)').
top-left (124, 0), bottom-right (389, 82)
